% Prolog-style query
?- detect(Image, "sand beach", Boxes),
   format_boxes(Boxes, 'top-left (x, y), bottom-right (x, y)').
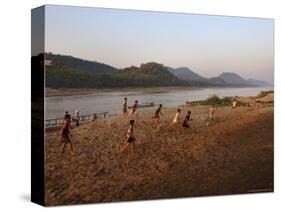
top-left (45, 92), bottom-right (274, 206)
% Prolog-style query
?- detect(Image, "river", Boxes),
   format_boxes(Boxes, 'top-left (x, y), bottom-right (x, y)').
top-left (46, 86), bottom-right (273, 119)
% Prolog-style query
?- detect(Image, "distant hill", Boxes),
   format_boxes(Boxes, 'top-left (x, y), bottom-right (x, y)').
top-left (112, 62), bottom-right (189, 87)
top-left (168, 67), bottom-right (271, 87)
top-left (42, 53), bottom-right (272, 89)
top-left (44, 54), bottom-right (191, 88)
top-left (167, 67), bottom-right (206, 81)
top-left (46, 63), bottom-right (116, 88)
top-left (216, 72), bottom-right (272, 87)
top-left (45, 53), bottom-right (117, 74)
top-left (247, 78), bottom-right (272, 87)
top-left (208, 77), bottom-right (227, 86)
top-left (217, 72), bottom-right (249, 86)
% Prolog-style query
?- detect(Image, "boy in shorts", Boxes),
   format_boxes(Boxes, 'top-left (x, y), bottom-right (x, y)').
top-left (120, 120), bottom-right (136, 154)
top-left (123, 97), bottom-right (128, 117)
top-left (182, 111), bottom-right (192, 128)
top-left (153, 104), bottom-right (163, 124)
top-left (60, 115), bottom-right (75, 156)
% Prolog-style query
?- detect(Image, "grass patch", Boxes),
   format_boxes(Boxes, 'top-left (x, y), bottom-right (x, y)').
top-left (200, 95), bottom-right (233, 106)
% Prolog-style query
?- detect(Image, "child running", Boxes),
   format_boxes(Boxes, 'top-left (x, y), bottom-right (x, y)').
top-left (153, 104), bottom-right (163, 124)
top-left (60, 115), bottom-right (75, 156)
top-left (182, 111), bottom-right (191, 128)
top-left (130, 100), bottom-right (138, 116)
top-left (172, 109), bottom-right (181, 124)
top-left (123, 97), bottom-right (128, 117)
top-left (120, 120), bottom-right (136, 154)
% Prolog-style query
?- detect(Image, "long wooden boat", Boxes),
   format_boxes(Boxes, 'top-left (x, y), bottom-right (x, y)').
top-left (128, 102), bottom-right (155, 109)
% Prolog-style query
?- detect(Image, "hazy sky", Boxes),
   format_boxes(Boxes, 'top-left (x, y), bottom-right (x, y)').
top-left (45, 5), bottom-right (274, 82)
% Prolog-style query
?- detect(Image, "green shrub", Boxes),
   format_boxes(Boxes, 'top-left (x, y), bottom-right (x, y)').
top-left (200, 95), bottom-right (233, 106)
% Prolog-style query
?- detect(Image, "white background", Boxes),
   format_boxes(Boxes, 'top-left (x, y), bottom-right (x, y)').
top-left (0, 0), bottom-right (280, 211)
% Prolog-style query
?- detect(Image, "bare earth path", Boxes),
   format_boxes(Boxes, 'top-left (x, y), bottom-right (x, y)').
top-left (45, 104), bottom-right (273, 206)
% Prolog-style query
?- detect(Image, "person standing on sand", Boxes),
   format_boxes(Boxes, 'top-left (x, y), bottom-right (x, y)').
top-left (60, 115), bottom-right (75, 156)
top-left (172, 109), bottom-right (181, 124)
top-left (182, 111), bottom-right (192, 128)
top-left (74, 109), bottom-right (80, 126)
top-left (232, 98), bottom-right (238, 110)
top-left (123, 97), bottom-right (128, 117)
top-left (120, 120), bottom-right (136, 154)
top-left (153, 104), bottom-right (163, 124)
top-left (130, 100), bottom-right (138, 117)
top-left (209, 104), bottom-right (215, 120)
top-left (92, 113), bottom-right (98, 121)
top-left (253, 98), bottom-right (257, 107)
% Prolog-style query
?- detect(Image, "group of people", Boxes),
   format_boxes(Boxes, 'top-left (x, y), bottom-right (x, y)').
top-left (122, 97), bottom-right (138, 117)
top-left (119, 97), bottom-right (197, 154)
top-left (59, 96), bottom-right (239, 156)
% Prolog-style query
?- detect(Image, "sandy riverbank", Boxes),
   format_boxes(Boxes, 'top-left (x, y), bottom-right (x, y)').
top-left (45, 93), bottom-right (274, 206)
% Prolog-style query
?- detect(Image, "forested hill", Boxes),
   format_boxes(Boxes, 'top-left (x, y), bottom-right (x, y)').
top-left (45, 53), bottom-right (117, 74)
top-left (44, 54), bottom-right (208, 88)
top-left (111, 62), bottom-right (189, 87)
top-left (40, 53), bottom-right (271, 89)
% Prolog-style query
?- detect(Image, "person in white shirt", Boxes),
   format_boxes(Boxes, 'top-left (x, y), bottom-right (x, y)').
top-left (74, 110), bottom-right (80, 126)
top-left (172, 109), bottom-right (181, 124)
top-left (232, 99), bottom-right (237, 109)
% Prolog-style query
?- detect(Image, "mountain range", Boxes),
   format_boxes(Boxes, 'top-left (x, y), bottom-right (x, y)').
top-left (167, 67), bottom-right (272, 87)
top-left (42, 53), bottom-right (272, 88)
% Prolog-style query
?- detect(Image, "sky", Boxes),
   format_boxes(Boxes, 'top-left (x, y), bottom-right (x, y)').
top-left (44, 5), bottom-right (274, 83)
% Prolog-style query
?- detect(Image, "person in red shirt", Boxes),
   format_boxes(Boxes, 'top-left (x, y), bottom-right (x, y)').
top-left (60, 115), bottom-right (75, 156)
top-left (130, 100), bottom-right (138, 116)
